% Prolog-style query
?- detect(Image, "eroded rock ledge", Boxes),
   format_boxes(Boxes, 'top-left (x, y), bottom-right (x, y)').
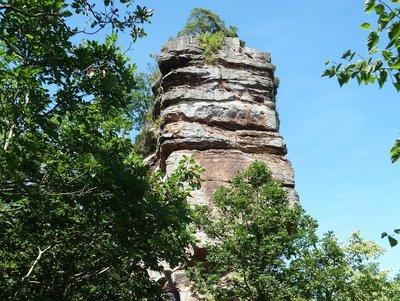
top-left (146, 36), bottom-right (298, 204)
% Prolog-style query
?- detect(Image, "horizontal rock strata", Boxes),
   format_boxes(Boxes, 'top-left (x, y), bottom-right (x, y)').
top-left (145, 36), bottom-right (299, 301)
top-left (148, 36), bottom-right (297, 204)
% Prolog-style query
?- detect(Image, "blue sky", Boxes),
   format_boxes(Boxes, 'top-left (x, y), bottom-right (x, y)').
top-left (120, 0), bottom-right (399, 272)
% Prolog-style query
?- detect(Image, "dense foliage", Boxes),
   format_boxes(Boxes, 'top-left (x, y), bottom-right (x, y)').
top-left (0, 1), bottom-right (201, 300)
top-left (131, 72), bottom-right (156, 131)
top-left (189, 162), bottom-right (397, 301)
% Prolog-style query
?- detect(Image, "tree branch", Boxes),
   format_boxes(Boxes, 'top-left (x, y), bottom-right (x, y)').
top-left (47, 185), bottom-right (97, 196)
top-left (3, 123), bottom-right (16, 151)
top-left (3, 89), bottom-right (29, 151)
top-left (0, 206), bottom-right (24, 213)
top-left (0, 35), bottom-right (40, 64)
top-left (378, 0), bottom-right (400, 19)
top-left (13, 245), bottom-right (54, 300)
top-left (0, 4), bottom-right (60, 18)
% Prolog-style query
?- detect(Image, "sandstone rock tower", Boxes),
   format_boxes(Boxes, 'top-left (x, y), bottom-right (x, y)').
top-left (145, 36), bottom-right (298, 301)
top-left (147, 36), bottom-right (297, 205)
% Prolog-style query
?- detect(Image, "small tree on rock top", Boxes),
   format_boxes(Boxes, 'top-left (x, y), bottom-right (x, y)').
top-left (177, 8), bottom-right (238, 38)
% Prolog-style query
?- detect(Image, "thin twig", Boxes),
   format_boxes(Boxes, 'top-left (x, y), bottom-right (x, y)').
top-left (13, 245), bottom-right (54, 300)
top-left (0, 206), bottom-right (24, 213)
top-left (378, 0), bottom-right (400, 18)
top-left (48, 186), bottom-right (97, 196)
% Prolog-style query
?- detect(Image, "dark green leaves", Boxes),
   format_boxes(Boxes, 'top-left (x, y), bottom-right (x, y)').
top-left (378, 69), bottom-right (388, 87)
top-left (388, 21), bottom-right (400, 41)
top-left (390, 138), bottom-right (400, 162)
top-left (0, 1), bottom-right (200, 300)
top-left (189, 162), bottom-right (312, 300)
top-left (190, 162), bottom-right (393, 300)
top-left (389, 236), bottom-right (398, 247)
top-left (375, 4), bottom-right (385, 14)
top-left (367, 31), bottom-right (379, 51)
top-left (382, 228), bottom-right (400, 247)
top-left (324, 0), bottom-right (400, 91)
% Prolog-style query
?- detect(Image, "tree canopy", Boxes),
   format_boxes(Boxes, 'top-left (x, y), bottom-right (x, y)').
top-left (189, 162), bottom-right (397, 301)
top-left (0, 1), bottom-right (201, 299)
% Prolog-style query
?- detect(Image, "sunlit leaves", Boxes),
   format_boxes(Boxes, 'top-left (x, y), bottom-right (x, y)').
top-left (361, 22), bottom-right (372, 29)
top-left (390, 138), bottom-right (400, 162)
top-left (0, 1), bottom-right (198, 299)
top-left (188, 162), bottom-right (314, 300)
top-left (388, 21), bottom-right (400, 41)
top-left (365, 0), bottom-right (376, 12)
top-left (189, 162), bottom-right (394, 300)
top-left (323, 0), bottom-right (400, 163)
top-left (367, 31), bottom-right (380, 51)
top-left (323, 0), bottom-right (400, 91)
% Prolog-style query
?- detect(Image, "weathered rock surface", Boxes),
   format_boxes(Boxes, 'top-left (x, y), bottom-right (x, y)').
top-left (146, 36), bottom-right (298, 301)
top-left (148, 36), bottom-right (297, 204)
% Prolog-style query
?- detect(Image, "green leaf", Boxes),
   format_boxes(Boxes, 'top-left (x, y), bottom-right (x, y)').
top-left (388, 235), bottom-right (398, 247)
top-left (341, 50), bottom-right (355, 60)
top-left (360, 23), bottom-right (371, 30)
top-left (382, 50), bottom-right (392, 60)
top-left (372, 59), bottom-right (383, 71)
top-left (322, 69), bottom-right (331, 77)
top-left (381, 11), bottom-right (396, 22)
top-left (367, 31), bottom-right (379, 51)
top-left (394, 229), bottom-right (400, 234)
top-left (378, 14), bottom-right (390, 31)
top-left (389, 60), bottom-right (400, 69)
top-left (381, 232), bottom-right (388, 238)
top-left (364, 0), bottom-right (376, 13)
top-left (378, 70), bottom-right (387, 88)
top-left (390, 139), bottom-right (400, 162)
top-left (388, 21), bottom-right (400, 41)
top-left (368, 75), bottom-right (376, 84)
top-left (337, 72), bottom-right (350, 86)
top-left (369, 47), bottom-right (379, 54)
top-left (374, 4), bottom-right (385, 15)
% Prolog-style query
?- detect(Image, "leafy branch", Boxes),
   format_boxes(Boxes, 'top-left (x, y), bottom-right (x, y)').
top-left (323, 0), bottom-right (400, 164)
top-left (323, 0), bottom-right (400, 90)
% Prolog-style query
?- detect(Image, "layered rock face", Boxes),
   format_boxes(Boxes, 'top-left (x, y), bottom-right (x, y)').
top-left (146, 36), bottom-right (298, 301)
top-left (147, 36), bottom-right (298, 205)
